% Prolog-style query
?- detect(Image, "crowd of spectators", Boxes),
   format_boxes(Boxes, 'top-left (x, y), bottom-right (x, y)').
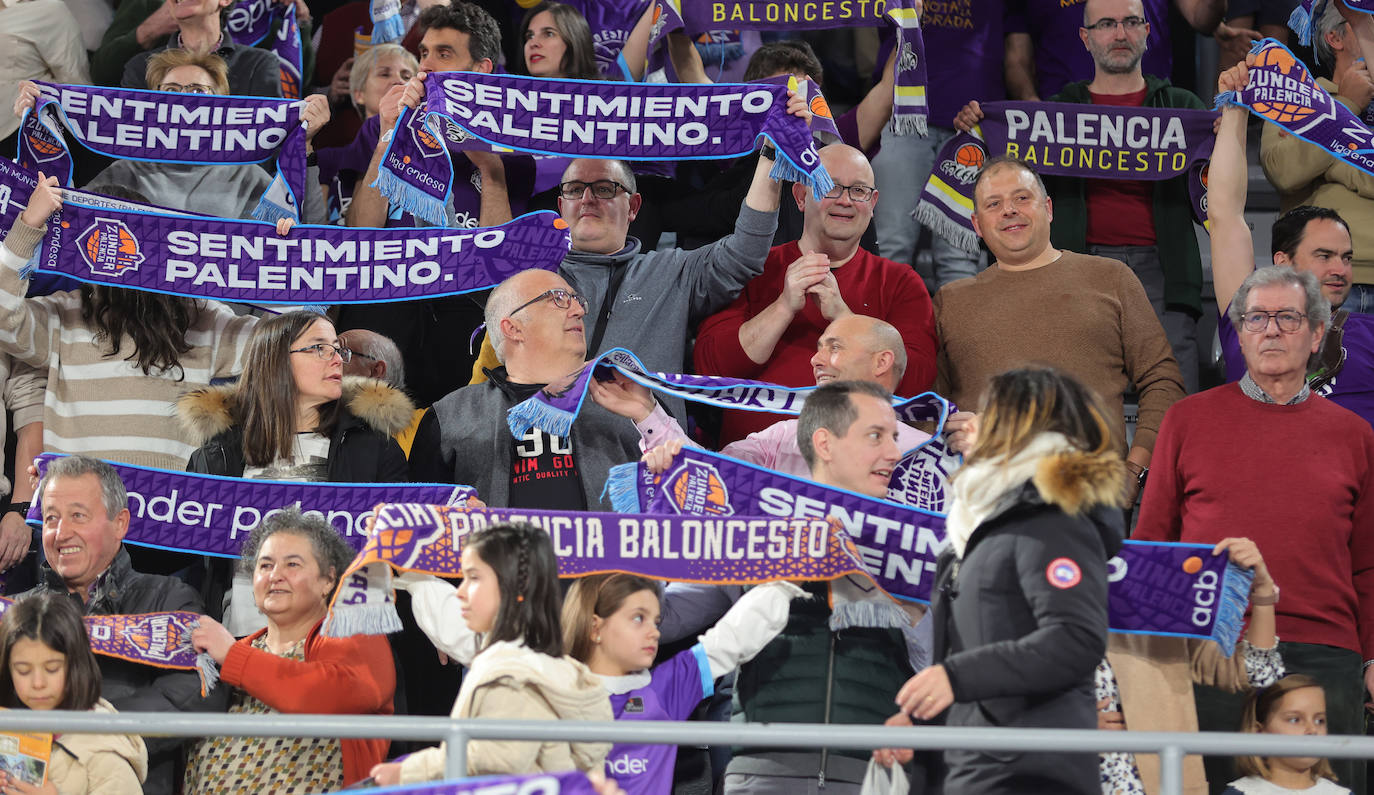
top-left (0, 0), bottom-right (1373, 793)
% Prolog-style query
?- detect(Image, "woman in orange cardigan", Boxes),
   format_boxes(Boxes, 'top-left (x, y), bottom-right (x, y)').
top-left (186, 508), bottom-right (395, 793)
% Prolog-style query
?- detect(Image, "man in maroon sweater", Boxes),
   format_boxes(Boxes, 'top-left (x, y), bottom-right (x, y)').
top-left (693, 144), bottom-right (938, 446)
top-left (1135, 265), bottom-right (1374, 791)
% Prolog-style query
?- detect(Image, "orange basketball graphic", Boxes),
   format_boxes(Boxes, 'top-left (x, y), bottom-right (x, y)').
top-left (415, 127), bottom-right (441, 151)
top-left (810, 94), bottom-right (833, 120)
top-left (1252, 100), bottom-right (1315, 124)
top-left (955, 143), bottom-right (985, 169)
top-left (83, 225), bottom-right (139, 266)
top-left (1254, 45), bottom-right (1300, 77)
top-left (280, 70), bottom-right (301, 100)
top-left (1199, 163), bottom-right (1209, 189)
top-left (25, 134), bottom-right (62, 157)
top-left (1181, 556), bottom-right (1203, 574)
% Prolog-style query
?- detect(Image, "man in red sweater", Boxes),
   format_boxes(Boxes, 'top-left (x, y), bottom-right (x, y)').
top-left (1134, 265), bottom-right (1374, 790)
top-left (693, 144), bottom-right (938, 445)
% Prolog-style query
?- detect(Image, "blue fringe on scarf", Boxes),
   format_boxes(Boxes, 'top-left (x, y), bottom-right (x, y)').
top-left (323, 601), bottom-right (404, 638)
top-left (371, 164), bottom-right (450, 227)
top-left (602, 462), bottom-right (644, 513)
top-left (507, 395), bottom-right (575, 440)
top-left (1212, 562), bottom-right (1255, 657)
top-left (764, 136), bottom-right (836, 200)
top-left (370, 11), bottom-right (405, 44)
top-left (196, 652), bottom-right (220, 695)
top-left (1288, 0), bottom-right (1319, 47)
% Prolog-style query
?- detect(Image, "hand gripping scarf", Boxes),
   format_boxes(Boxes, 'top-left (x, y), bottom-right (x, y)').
top-left (226, 0), bottom-right (304, 98)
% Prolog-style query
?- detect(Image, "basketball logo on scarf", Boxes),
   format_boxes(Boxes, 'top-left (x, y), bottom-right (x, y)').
top-left (119, 613), bottom-right (191, 663)
top-left (940, 141), bottom-right (985, 186)
top-left (663, 460), bottom-right (734, 517)
top-left (411, 119), bottom-right (445, 159)
top-left (21, 122), bottom-right (65, 167)
top-left (78, 218), bottom-right (144, 277)
top-left (371, 504), bottom-right (453, 570)
top-left (898, 40), bottom-right (919, 72)
top-left (1046, 557), bottom-right (1082, 589)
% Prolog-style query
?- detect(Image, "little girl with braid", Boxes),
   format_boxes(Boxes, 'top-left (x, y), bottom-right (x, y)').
top-left (370, 522), bottom-right (612, 785)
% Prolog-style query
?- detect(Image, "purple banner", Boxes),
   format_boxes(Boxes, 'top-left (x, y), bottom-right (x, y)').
top-left (916, 102), bottom-right (1218, 252)
top-left (1219, 39), bottom-right (1374, 178)
top-left (606, 446), bottom-right (945, 603)
top-left (226, 0), bottom-right (275, 47)
top-left (376, 72), bottom-right (832, 225)
top-left (16, 82), bottom-right (308, 222)
top-left (506, 347), bottom-right (952, 440)
top-left (346, 767), bottom-right (594, 795)
top-left (29, 453), bottom-right (475, 558)
top-left (1111, 541), bottom-right (1250, 644)
top-left (0, 159), bottom-right (39, 246)
top-left (326, 502), bottom-right (875, 635)
top-left (36, 199), bottom-right (570, 304)
top-left (646, 0), bottom-right (926, 134)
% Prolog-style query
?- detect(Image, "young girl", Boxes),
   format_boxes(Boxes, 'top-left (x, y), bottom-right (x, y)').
top-left (370, 522), bottom-right (612, 785)
top-left (0, 594), bottom-right (146, 795)
top-left (1223, 675), bottom-right (1350, 794)
top-left (561, 574), bottom-right (805, 795)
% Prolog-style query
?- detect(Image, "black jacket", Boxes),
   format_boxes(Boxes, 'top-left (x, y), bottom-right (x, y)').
top-left (21, 548), bottom-right (229, 795)
top-left (179, 376), bottom-right (411, 482)
top-left (932, 448), bottom-right (1126, 794)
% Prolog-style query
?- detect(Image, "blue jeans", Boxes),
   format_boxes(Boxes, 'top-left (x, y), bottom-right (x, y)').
top-left (871, 124), bottom-right (984, 289)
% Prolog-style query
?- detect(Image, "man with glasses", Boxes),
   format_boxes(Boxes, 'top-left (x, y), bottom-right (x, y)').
top-left (958, 0), bottom-right (1209, 393)
top-left (1134, 268), bottom-right (1374, 793)
top-left (409, 268), bottom-right (640, 508)
top-left (693, 144), bottom-right (937, 445)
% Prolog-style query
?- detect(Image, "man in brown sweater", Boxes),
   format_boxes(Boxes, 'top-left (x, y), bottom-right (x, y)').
top-left (934, 156), bottom-right (1184, 503)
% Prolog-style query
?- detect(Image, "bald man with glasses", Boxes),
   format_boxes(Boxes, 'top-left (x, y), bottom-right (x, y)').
top-left (408, 268), bottom-right (641, 509)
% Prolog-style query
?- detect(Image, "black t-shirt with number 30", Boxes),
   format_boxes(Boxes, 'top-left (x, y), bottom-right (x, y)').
top-left (504, 381), bottom-right (587, 510)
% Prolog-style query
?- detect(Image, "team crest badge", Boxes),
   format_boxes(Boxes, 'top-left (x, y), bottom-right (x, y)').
top-left (22, 122), bottom-right (65, 165)
top-left (662, 460), bottom-right (733, 517)
top-left (939, 141), bottom-right (986, 186)
top-left (121, 614), bottom-right (189, 663)
top-left (78, 218), bottom-right (145, 277)
top-left (411, 120), bottom-right (445, 158)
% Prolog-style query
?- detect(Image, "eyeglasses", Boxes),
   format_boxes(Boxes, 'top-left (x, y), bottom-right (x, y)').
top-left (822, 183), bottom-right (876, 203)
top-left (158, 82), bottom-right (217, 94)
top-left (290, 343), bottom-right (352, 362)
top-left (558, 180), bottom-right (629, 200)
top-left (1084, 16), bottom-right (1147, 31)
top-left (1241, 310), bottom-right (1308, 333)
top-left (508, 288), bottom-right (588, 317)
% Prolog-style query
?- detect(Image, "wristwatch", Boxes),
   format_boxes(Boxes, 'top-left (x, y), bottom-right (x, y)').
top-left (2, 501), bottom-right (30, 518)
top-left (1251, 585), bottom-right (1280, 606)
top-left (758, 143), bottom-right (777, 161)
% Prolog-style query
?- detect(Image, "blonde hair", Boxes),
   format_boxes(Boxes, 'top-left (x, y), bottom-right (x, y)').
top-left (1236, 674), bottom-right (1338, 783)
top-left (964, 366), bottom-right (1118, 473)
top-left (348, 43), bottom-right (418, 114)
top-left (561, 573), bottom-right (661, 664)
top-left (146, 50), bottom-right (230, 95)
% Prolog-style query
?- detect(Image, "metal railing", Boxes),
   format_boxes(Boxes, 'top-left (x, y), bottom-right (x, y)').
top-left (2, 711), bottom-right (1371, 794)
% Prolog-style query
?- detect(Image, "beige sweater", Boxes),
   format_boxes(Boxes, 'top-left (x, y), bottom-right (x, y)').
top-left (399, 641), bottom-right (612, 783)
top-left (48, 699), bottom-right (148, 795)
top-left (933, 251), bottom-right (1185, 452)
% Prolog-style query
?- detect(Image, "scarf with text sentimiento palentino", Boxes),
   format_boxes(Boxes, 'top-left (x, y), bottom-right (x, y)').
top-left (226, 0), bottom-right (304, 98)
top-left (0, 598), bottom-right (218, 695)
top-left (645, 0), bottom-right (927, 134)
top-left (34, 195), bottom-right (570, 304)
top-left (914, 100), bottom-right (1218, 252)
top-left (324, 503), bottom-right (881, 636)
top-left (1218, 39), bottom-right (1374, 182)
top-left (607, 446), bottom-right (1254, 651)
top-left (505, 347), bottom-right (951, 441)
top-left (16, 82), bottom-right (308, 223)
top-left (28, 453), bottom-right (476, 558)
top-left (375, 72), bottom-right (832, 225)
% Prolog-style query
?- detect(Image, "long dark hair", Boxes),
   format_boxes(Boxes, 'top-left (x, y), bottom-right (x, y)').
top-left (520, 2), bottom-right (601, 80)
top-left (0, 594), bottom-right (102, 711)
top-left (467, 522), bottom-right (562, 657)
top-left (965, 366), bottom-right (1118, 467)
top-left (236, 311), bottom-right (340, 467)
top-left (76, 186), bottom-right (201, 378)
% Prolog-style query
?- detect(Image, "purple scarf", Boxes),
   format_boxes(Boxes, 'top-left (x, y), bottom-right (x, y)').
top-left (0, 159), bottom-right (39, 246)
top-left (16, 82), bottom-right (308, 223)
top-left (0, 598), bottom-right (218, 695)
top-left (29, 454), bottom-right (475, 558)
top-left (608, 446), bottom-right (1252, 649)
top-left (226, 0), bottom-right (303, 98)
top-left (374, 72), bottom-right (832, 225)
top-left (915, 101), bottom-right (1218, 252)
top-left (326, 503), bottom-right (878, 636)
top-left (354, 770), bottom-right (596, 795)
top-left (35, 196), bottom-right (569, 304)
top-left (646, 0), bottom-right (927, 134)
top-left (506, 347), bottom-right (951, 440)
top-left (1218, 39), bottom-right (1374, 180)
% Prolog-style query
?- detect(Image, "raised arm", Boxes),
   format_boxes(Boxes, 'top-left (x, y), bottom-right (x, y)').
top-left (1209, 59), bottom-right (1256, 314)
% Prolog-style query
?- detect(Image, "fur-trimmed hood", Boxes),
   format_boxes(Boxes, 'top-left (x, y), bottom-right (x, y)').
top-left (946, 433), bottom-right (1127, 559)
top-left (177, 375), bottom-right (415, 444)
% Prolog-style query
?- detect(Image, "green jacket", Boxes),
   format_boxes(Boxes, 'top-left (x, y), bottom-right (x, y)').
top-left (734, 582), bottom-right (914, 763)
top-left (1046, 75), bottom-right (1205, 315)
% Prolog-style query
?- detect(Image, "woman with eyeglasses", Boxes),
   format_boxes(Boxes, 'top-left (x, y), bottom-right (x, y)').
top-left (178, 310), bottom-right (411, 634)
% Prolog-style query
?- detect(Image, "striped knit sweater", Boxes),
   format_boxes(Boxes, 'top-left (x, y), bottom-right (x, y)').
top-left (0, 218), bottom-right (258, 470)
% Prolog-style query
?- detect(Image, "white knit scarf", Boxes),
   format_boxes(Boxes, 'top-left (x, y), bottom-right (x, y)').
top-left (944, 432), bottom-right (1077, 560)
